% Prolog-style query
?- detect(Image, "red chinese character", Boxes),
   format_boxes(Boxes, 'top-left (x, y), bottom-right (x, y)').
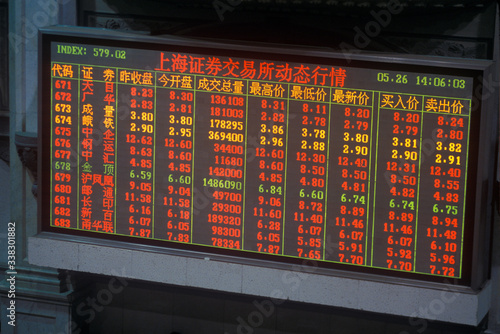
top-left (189, 56), bottom-right (205, 74)
top-left (81, 195), bottom-right (92, 207)
top-left (81, 173), bottom-right (93, 184)
top-left (171, 54), bottom-right (188, 72)
top-left (104, 93), bottom-right (115, 105)
top-left (103, 175), bottom-right (114, 187)
top-left (206, 57), bottom-right (223, 76)
top-left (332, 68), bottom-right (346, 87)
top-left (292, 65), bottom-right (311, 84)
top-left (81, 150), bottom-right (93, 161)
top-left (103, 152), bottom-right (114, 164)
top-left (258, 62), bottom-right (274, 81)
top-left (103, 140), bottom-right (114, 152)
top-left (222, 58), bottom-right (240, 77)
top-left (92, 174), bottom-right (103, 186)
top-left (103, 129), bottom-right (115, 141)
top-left (82, 138), bottom-right (93, 151)
top-left (103, 186), bottom-right (114, 199)
top-left (103, 198), bottom-right (114, 209)
top-left (81, 208), bottom-right (92, 219)
top-left (81, 185), bottom-right (93, 196)
top-left (82, 127), bottom-right (93, 139)
top-left (81, 80), bottom-right (94, 102)
top-left (240, 61), bottom-right (256, 79)
top-left (156, 52), bottom-right (171, 71)
top-left (103, 220), bottom-right (114, 233)
top-left (92, 220), bottom-right (103, 231)
top-left (311, 66), bottom-right (329, 86)
top-left (103, 210), bottom-right (113, 222)
top-left (275, 64), bottom-right (292, 82)
top-left (81, 218), bottom-right (91, 230)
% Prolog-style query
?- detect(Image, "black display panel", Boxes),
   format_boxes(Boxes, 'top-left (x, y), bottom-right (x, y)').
top-left (39, 27), bottom-right (495, 287)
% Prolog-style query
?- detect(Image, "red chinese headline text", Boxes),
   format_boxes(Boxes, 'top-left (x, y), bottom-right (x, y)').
top-left (155, 52), bottom-right (347, 87)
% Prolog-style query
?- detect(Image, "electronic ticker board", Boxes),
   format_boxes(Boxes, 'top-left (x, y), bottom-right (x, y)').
top-left (39, 27), bottom-right (495, 286)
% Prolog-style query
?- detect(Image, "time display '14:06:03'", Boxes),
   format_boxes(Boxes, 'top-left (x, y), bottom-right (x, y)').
top-left (45, 38), bottom-right (476, 281)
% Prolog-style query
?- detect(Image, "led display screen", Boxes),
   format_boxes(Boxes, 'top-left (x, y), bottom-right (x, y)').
top-left (40, 28), bottom-right (490, 285)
